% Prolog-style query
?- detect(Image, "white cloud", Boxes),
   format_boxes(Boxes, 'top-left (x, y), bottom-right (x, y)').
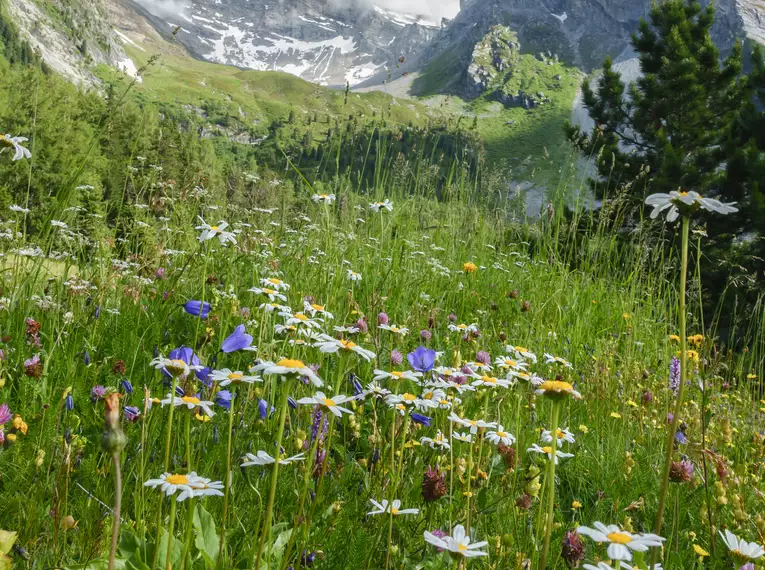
top-left (134, 0), bottom-right (189, 20)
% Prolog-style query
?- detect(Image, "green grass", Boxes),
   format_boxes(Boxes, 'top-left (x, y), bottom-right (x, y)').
top-left (0, 157), bottom-right (763, 569)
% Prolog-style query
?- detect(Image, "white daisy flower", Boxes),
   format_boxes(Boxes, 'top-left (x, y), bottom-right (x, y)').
top-left (347, 269), bottom-right (362, 282)
top-left (8, 204), bottom-right (30, 214)
top-left (372, 369), bottom-right (422, 383)
top-left (471, 375), bottom-right (513, 389)
top-left (367, 499), bottom-right (418, 516)
top-left (378, 324), bottom-right (409, 336)
top-left (0, 134), bottom-right (31, 161)
top-left (297, 391), bottom-right (355, 417)
top-left (280, 311), bottom-right (323, 329)
top-left (423, 524), bottom-right (488, 558)
top-left (576, 522), bottom-right (665, 562)
top-left (150, 356), bottom-right (203, 378)
top-left (541, 427), bottom-right (576, 447)
top-left (369, 199), bottom-right (393, 212)
top-left (253, 358), bottom-right (323, 386)
top-left (452, 432), bottom-right (473, 443)
top-left (718, 529), bottom-right (765, 561)
top-left (506, 345), bottom-right (537, 363)
top-left (447, 323), bottom-right (479, 334)
top-left (195, 218), bottom-right (237, 245)
top-left (543, 353), bottom-right (573, 368)
top-left (312, 193), bottom-right (336, 204)
top-left (249, 287), bottom-right (287, 302)
top-left (363, 382), bottom-right (390, 399)
top-left (486, 425), bottom-right (516, 446)
top-left (161, 393), bottom-right (215, 417)
top-left (420, 430), bottom-right (450, 450)
top-left (241, 450), bottom-right (306, 467)
top-left (143, 472), bottom-right (222, 501)
top-left (314, 335), bottom-right (376, 361)
top-left (304, 301), bottom-right (333, 319)
top-left (208, 368), bottom-right (262, 387)
top-left (260, 277), bottom-right (290, 291)
top-left (386, 392), bottom-right (436, 412)
top-left (447, 412), bottom-right (496, 434)
top-left (527, 443), bottom-right (574, 464)
top-left (645, 190), bottom-right (738, 222)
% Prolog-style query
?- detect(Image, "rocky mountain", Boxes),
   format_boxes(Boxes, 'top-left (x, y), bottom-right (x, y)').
top-left (409, 0), bottom-right (765, 97)
top-left (134, 0), bottom-right (445, 87)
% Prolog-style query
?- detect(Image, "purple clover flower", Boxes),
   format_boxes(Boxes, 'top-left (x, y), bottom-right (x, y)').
top-left (91, 385), bottom-right (106, 402)
top-left (124, 406), bottom-right (141, 422)
top-left (390, 350), bottom-right (403, 366)
top-left (0, 403), bottom-right (11, 425)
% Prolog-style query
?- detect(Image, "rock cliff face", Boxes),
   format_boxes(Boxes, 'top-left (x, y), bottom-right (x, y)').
top-left (420, 0), bottom-right (765, 97)
top-left (134, 0), bottom-right (443, 87)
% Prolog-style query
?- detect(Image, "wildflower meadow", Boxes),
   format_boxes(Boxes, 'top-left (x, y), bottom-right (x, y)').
top-left (0, 134), bottom-right (764, 570)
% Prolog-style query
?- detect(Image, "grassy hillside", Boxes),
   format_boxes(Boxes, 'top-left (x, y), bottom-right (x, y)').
top-left (412, 25), bottom-right (582, 182)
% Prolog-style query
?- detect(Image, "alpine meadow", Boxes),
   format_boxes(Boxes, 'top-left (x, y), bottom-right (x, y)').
top-left (3, 0), bottom-right (765, 569)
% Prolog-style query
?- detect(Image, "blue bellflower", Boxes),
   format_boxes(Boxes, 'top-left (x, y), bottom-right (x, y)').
top-left (221, 324), bottom-right (254, 353)
top-left (184, 300), bottom-right (211, 319)
top-left (407, 346), bottom-right (436, 372)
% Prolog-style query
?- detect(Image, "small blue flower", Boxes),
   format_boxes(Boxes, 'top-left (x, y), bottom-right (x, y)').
top-left (65, 393), bottom-right (74, 411)
top-left (83, 350), bottom-right (91, 366)
top-left (351, 376), bottom-right (363, 396)
top-left (258, 399), bottom-right (268, 419)
top-left (94, 305), bottom-right (101, 319)
top-left (215, 390), bottom-right (235, 410)
top-left (175, 385), bottom-right (186, 397)
top-left (121, 379), bottom-right (133, 394)
top-left (675, 430), bottom-right (688, 445)
top-left (411, 412), bottom-right (432, 426)
top-left (288, 396), bottom-right (297, 409)
top-left (184, 300), bottom-right (211, 319)
top-left (407, 346), bottom-right (436, 373)
top-left (124, 406), bottom-right (140, 422)
top-left (221, 324), bottom-right (254, 353)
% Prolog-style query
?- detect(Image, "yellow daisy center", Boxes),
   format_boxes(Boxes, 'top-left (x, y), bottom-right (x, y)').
top-left (228, 372), bottom-right (243, 380)
top-left (181, 396), bottom-right (201, 405)
top-left (402, 393), bottom-right (417, 402)
top-left (515, 346), bottom-right (528, 352)
top-left (277, 358), bottom-right (305, 369)
top-left (294, 313), bottom-right (308, 321)
top-left (607, 532), bottom-right (633, 545)
top-left (340, 340), bottom-right (357, 349)
top-left (166, 474), bottom-right (189, 485)
top-left (505, 359), bottom-right (517, 366)
top-left (263, 288), bottom-right (276, 295)
top-left (391, 507), bottom-right (399, 515)
top-left (169, 359), bottom-right (187, 369)
top-left (210, 226), bottom-right (219, 232)
top-left (539, 380), bottom-right (574, 393)
top-left (458, 544), bottom-right (468, 551)
top-left (391, 371), bottom-right (404, 378)
top-left (268, 278), bottom-right (282, 285)
top-left (481, 376), bottom-right (496, 384)
top-left (321, 398), bottom-right (337, 407)
top-left (497, 431), bottom-right (507, 438)
top-left (311, 304), bottom-right (324, 311)
top-left (541, 446), bottom-right (554, 454)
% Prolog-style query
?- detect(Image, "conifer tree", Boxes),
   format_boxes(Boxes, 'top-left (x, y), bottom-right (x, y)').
top-left (567, 0), bottom-right (751, 214)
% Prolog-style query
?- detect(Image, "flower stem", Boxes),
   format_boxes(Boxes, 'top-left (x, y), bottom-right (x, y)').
top-left (539, 399), bottom-right (561, 570)
top-left (216, 392), bottom-right (237, 570)
top-left (152, 374), bottom-right (179, 570)
top-left (165, 499), bottom-right (177, 570)
top-left (650, 215), bottom-right (690, 570)
top-left (107, 452), bottom-right (121, 570)
top-left (254, 382), bottom-right (290, 570)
